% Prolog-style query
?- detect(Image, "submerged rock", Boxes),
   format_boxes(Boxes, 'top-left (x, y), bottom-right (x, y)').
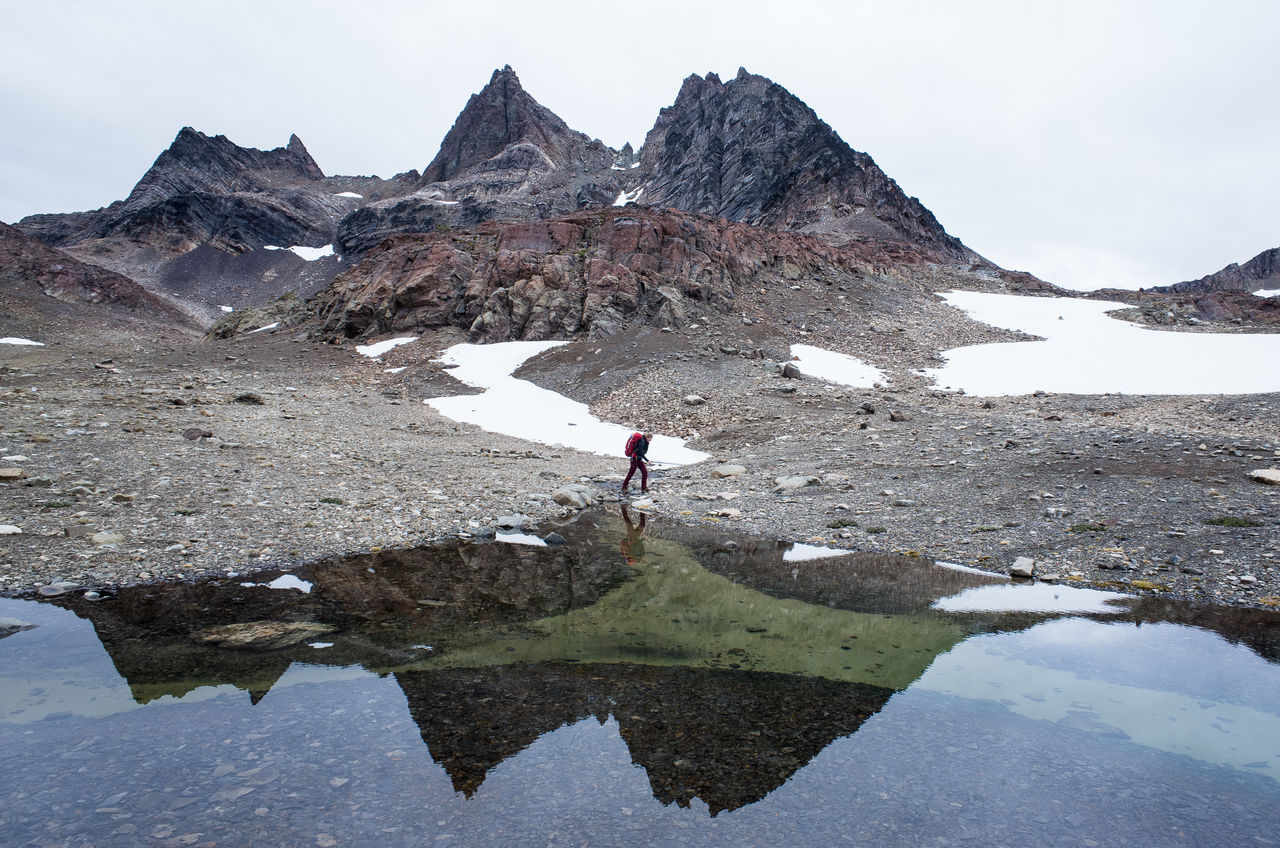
top-left (190, 620), bottom-right (337, 651)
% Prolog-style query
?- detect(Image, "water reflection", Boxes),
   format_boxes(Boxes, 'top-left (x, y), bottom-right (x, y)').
top-left (2, 508), bottom-right (1279, 845)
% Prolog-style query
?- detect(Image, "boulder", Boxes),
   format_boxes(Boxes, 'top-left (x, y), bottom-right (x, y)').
top-left (781, 362), bottom-right (803, 379)
top-left (552, 484), bottom-right (596, 509)
top-left (0, 468), bottom-right (25, 481)
top-left (1248, 468), bottom-right (1280, 486)
top-left (1010, 557), bottom-right (1038, 579)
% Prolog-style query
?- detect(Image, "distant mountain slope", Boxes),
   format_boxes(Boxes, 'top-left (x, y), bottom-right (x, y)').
top-left (1152, 246), bottom-right (1280, 294)
top-left (13, 65), bottom-right (991, 329)
top-left (0, 220), bottom-right (196, 338)
top-left (344, 66), bottom-right (978, 265)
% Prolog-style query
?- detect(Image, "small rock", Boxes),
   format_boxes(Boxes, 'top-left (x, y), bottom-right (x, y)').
top-left (683, 394), bottom-right (707, 406)
top-left (774, 475), bottom-right (820, 491)
top-left (1044, 507), bottom-right (1073, 518)
top-left (857, 402), bottom-right (876, 415)
top-left (23, 476), bottom-right (54, 488)
top-left (0, 468), bottom-right (25, 480)
top-left (64, 525), bottom-right (95, 539)
top-left (711, 464), bottom-right (746, 478)
top-left (91, 531), bottom-right (126, 545)
top-left (543, 532), bottom-right (567, 546)
top-left (1010, 557), bottom-right (1037, 579)
top-left (493, 514), bottom-right (529, 530)
top-left (112, 493), bottom-right (135, 503)
top-left (888, 410), bottom-right (910, 422)
top-left (781, 362), bottom-right (803, 379)
top-left (182, 428), bottom-right (213, 441)
top-left (234, 392), bottom-right (266, 405)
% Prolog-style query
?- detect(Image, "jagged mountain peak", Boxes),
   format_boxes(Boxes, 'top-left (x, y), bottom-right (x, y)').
top-left (637, 67), bottom-right (971, 261)
top-left (125, 127), bottom-right (325, 210)
top-left (421, 65), bottom-right (600, 185)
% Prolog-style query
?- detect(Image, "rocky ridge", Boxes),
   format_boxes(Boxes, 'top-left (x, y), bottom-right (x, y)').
top-left (313, 205), bottom-right (892, 344)
top-left (1155, 246), bottom-right (1280, 294)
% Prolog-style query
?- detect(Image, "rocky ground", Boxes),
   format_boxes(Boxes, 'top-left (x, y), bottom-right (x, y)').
top-left (1, 308), bottom-right (1277, 610)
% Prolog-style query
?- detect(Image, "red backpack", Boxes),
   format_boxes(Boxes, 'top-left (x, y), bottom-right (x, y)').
top-left (624, 432), bottom-right (643, 457)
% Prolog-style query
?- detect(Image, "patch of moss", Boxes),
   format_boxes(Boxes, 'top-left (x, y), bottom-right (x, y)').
top-left (1204, 515), bottom-right (1263, 528)
top-left (319, 497), bottom-right (345, 505)
top-left (866, 527), bottom-right (886, 535)
top-left (826, 518), bottom-right (858, 529)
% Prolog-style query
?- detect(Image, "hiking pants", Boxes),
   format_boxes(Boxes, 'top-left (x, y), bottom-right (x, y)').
top-left (623, 458), bottom-right (648, 491)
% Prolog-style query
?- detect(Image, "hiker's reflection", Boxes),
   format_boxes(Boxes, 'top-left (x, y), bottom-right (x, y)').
top-left (620, 504), bottom-right (647, 565)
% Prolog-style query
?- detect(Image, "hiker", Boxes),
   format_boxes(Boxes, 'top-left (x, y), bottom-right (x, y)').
top-left (620, 504), bottom-right (647, 564)
top-left (622, 430), bottom-right (653, 494)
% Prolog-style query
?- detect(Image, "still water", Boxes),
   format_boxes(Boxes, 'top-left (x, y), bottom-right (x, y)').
top-left (2, 509), bottom-right (1278, 847)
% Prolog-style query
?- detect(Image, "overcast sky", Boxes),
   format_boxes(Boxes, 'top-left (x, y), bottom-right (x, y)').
top-left (2, 0), bottom-right (1276, 290)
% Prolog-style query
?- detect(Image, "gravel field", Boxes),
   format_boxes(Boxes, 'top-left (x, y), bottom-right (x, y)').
top-left (2, 318), bottom-right (1277, 609)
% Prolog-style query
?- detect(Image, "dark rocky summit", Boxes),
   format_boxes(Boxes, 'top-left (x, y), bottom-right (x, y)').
top-left (638, 68), bottom-right (975, 262)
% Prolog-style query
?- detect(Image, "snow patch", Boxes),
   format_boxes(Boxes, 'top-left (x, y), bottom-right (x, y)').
top-left (0, 338), bottom-right (44, 346)
top-left (1254, 288), bottom-right (1280, 298)
top-left (248, 322), bottom-right (279, 334)
top-left (356, 337), bottom-right (418, 358)
top-left (925, 290), bottom-right (1280, 395)
top-left (426, 341), bottom-right (708, 464)
top-left (335, 191), bottom-right (362, 198)
top-left (789, 344), bottom-right (886, 387)
top-left (219, 305), bottom-right (233, 313)
top-left (614, 187), bottom-right (644, 206)
top-left (265, 244), bottom-right (334, 261)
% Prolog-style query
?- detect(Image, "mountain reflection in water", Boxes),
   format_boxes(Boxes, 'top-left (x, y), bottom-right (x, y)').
top-left (4, 507), bottom-right (1279, 842)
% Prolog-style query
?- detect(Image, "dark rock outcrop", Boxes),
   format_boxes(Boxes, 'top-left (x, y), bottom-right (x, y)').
top-left (314, 206), bottom-right (872, 343)
top-left (1154, 246), bottom-right (1280, 295)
